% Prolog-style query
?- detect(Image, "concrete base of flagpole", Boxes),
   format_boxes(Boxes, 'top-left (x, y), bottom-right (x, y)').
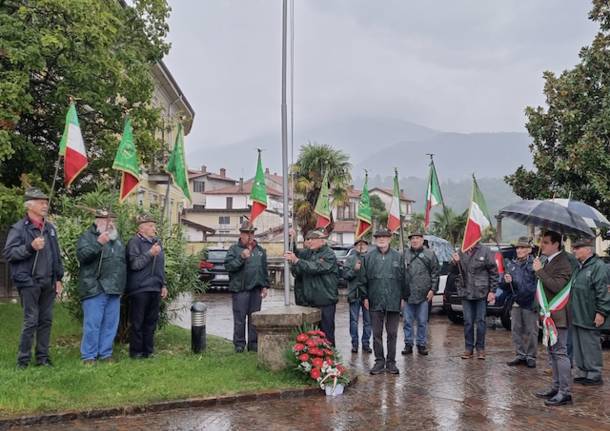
top-left (251, 306), bottom-right (321, 371)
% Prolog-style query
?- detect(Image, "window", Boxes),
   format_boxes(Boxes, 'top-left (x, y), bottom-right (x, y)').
top-left (193, 180), bottom-right (205, 193)
top-left (219, 216), bottom-right (230, 225)
top-left (226, 197), bottom-right (233, 209)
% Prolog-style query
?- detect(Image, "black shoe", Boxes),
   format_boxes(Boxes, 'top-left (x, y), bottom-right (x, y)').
top-left (506, 358), bottom-right (526, 366)
top-left (247, 345), bottom-right (258, 353)
top-left (35, 359), bottom-right (53, 367)
top-left (369, 361), bottom-right (386, 375)
top-left (544, 394), bottom-right (572, 406)
top-left (362, 346), bottom-right (372, 354)
top-left (235, 346), bottom-right (245, 353)
top-left (401, 345), bottom-right (413, 355)
top-left (417, 345), bottom-right (429, 356)
top-left (574, 376), bottom-right (587, 383)
top-left (581, 378), bottom-right (603, 386)
top-left (130, 353), bottom-right (145, 359)
top-left (351, 345), bottom-right (358, 353)
top-left (526, 359), bottom-right (536, 368)
top-left (16, 363), bottom-right (28, 370)
top-left (534, 388), bottom-right (558, 399)
top-left (385, 362), bottom-right (399, 374)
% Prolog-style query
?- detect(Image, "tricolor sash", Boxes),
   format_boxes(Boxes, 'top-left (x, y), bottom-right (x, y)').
top-left (536, 277), bottom-right (572, 347)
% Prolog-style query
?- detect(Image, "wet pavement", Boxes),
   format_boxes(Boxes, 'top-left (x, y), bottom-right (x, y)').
top-left (9, 289), bottom-right (610, 431)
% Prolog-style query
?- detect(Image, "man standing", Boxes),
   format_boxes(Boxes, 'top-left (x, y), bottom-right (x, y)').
top-left (126, 214), bottom-right (167, 359)
top-left (533, 231), bottom-right (574, 406)
top-left (225, 222), bottom-right (269, 353)
top-left (362, 228), bottom-right (408, 375)
top-left (76, 210), bottom-right (126, 365)
top-left (3, 188), bottom-right (63, 369)
top-left (402, 232), bottom-right (439, 356)
top-left (451, 242), bottom-right (498, 360)
top-left (570, 237), bottom-right (610, 387)
top-left (505, 237), bottom-right (538, 368)
top-left (289, 228), bottom-right (310, 307)
top-left (343, 238), bottom-right (372, 354)
top-left (285, 229), bottom-right (339, 344)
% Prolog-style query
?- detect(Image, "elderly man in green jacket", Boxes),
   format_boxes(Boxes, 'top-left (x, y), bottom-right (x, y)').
top-left (285, 229), bottom-right (339, 344)
top-left (570, 237), bottom-right (610, 387)
top-left (343, 238), bottom-right (372, 354)
top-left (76, 209), bottom-right (126, 365)
top-left (362, 228), bottom-right (409, 375)
top-left (225, 222), bottom-right (270, 353)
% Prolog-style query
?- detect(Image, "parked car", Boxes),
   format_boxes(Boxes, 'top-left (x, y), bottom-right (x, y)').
top-left (331, 245), bottom-right (355, 289)
top-left (199, 248), bottom-right (230, 291)
top-left (442, 244), bottom-right (517, 330)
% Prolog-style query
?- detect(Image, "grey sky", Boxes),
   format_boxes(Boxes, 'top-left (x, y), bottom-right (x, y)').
top-left (164, 1), bottom-right (597, 165)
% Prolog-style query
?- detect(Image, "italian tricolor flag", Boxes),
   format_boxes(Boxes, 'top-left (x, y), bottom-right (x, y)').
top-left (355, 172), bottom-right (372, 239)
top-left (314, 170), bottom-right (331, 229)
top-left (461, 175), bottom-right (491, 252)
top-left (59, 102), bottom-right (88, 187)
top-left (424, 160), bottom-right (443, 231)
top-left (249, 150), bottom-right (268, 223)
top-left (387, 170), bottom-right (401, 233)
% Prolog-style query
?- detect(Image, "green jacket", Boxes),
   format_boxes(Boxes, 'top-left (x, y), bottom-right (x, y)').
top-left (76, 225), bottom-right (127, 300)
top-left (404, 247), bottom-right (440, 304)
top-left (362, 247), bottom-right (409, 312)
top-left (343, 252), bottom-right (367, 303)
top-left (291, 246), bottom-right (311, 306)
top-left (224, 240), bottom-right (270, 293)
top-left (570, 254), bottom-right (610, 330)
top-left (292, 244), bottom-right (338, 307)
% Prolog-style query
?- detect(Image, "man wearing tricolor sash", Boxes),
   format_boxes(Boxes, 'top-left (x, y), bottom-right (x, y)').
top-left (532, 231), bottom-right (574, 406)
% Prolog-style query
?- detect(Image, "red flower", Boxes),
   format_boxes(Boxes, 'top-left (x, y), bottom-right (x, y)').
top-left (324, 349), bottom-right (334, 356)
top-left (337, 365), bottom-right (346, 374)
top-left (307, 330), bottom-right (318, 336)
top-left (296, 333), bottom-right (309, 343)
top-left (310, 348), bottom-right (324, 357)
top-left (310, 367), bottom-right (321, 380)
top-left (317, 330), bottom-right (326, 338)
top-left (311, 357), bottom-right (324, 368)
top-left (305, 339), bottom-right (317, 348)
top-left (293, 343), bottom-right (305, 352)
top-left (325, 358), bottom-right (333, 366)
top-left (298, 353), bottom-right (310, 362)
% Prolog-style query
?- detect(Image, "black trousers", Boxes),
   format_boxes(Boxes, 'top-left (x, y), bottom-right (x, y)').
top-left (317, 304), bottom-right (336, 345)
top-left (18, 283), bottom-right (55, 365)
top-left (371, 311), bottom-right (400, 365)
top-left (129, 291), bottom-right (161, 357)
top-left (232, 288), bottom-right (263, 350)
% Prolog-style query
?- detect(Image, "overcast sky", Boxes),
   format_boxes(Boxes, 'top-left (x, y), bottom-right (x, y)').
top-left (164, 1), bottom-right (598, 162)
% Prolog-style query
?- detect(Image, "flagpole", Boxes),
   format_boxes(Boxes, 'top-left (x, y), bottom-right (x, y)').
top-left (427, 154), bottom-right (452, 242)
top-left (395, 168), bottom-right (405, 255)
top-left (281, 0), bottom-right (291, 306)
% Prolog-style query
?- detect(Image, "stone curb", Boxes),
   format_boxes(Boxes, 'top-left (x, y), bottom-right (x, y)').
top-left (0, 386), bottom-right (321, 429)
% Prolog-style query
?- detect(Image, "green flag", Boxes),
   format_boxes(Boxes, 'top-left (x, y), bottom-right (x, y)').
top-left (249, 150), bottom-right (268, 222)
top-left (166, 123), bottom-right (191, 202)
top-left (113, 117), bottom-right (141, 202)
top-left (314, 170), bottom-right (331, 228)
top-left (356, 172), bottom-right (372, 239)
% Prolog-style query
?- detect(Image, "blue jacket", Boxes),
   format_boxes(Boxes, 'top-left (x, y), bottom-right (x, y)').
top-left (126, 234), bottom-right (166, 295)
top-left (2, 217), bottom-right (63, 289)
top-left (505, 255), bottom-right (536, 310)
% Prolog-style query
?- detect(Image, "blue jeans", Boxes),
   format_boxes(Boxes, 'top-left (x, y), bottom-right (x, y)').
top-left (462, 299), bottom-right (486, 352)
top-left (81, 293), bottom-right (121, 360)
top-left (349, 300), bottom-right (371, 348)
top-left (403, 301), bottom-right (429, 346)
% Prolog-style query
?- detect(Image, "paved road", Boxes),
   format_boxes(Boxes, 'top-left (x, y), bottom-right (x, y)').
top-left (11, 289), bottom-right (610, 431)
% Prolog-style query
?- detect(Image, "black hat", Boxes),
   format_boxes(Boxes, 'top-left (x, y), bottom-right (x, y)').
top-left (354, 238), bottom-right (369, 246)
top-left (305, 229), bottom-right (328, 240)
top-left (373, 228), bottom-right (392, 238)
top-left (513, 236), bottom-right (532, 248)
top-left (408, 231), bottom-right (424, 239)
top-left (95, 209), bottom-right (117, 218)
top-left (572, 237), bottom-right (594, 248)
top-left (24, 187), bottom-right (49, 201)
top-left (136, 213), bottom-right (155, 224)
top-left (239, 221), bottom-right (257, 233)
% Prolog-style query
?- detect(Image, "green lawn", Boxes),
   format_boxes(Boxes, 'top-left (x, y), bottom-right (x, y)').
top-left (0, 302), bottom-right (304, 418)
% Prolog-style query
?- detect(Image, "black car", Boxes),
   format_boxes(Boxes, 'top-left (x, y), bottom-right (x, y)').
top-left (443, 244), bottom-right (517, 330)
top-left (199, 248), bottom-right (230, 291)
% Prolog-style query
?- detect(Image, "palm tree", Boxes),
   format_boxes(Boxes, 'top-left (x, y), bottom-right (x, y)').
top-left (292, 143), bottom-right (351, 236)
top-left (431, 207), bottom-right (468, 245)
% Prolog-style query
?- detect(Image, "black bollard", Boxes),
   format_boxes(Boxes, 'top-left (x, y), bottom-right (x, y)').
top-left (191, 302), bottom-right (208, 353)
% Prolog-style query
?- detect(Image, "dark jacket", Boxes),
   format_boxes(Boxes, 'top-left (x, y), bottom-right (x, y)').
top-left (3, 217), bottom-right (63, 289)
top-left (126, 233), bottom-right (166, 295)
top-left (343, 251), bottom-right (367, 303)
top-left (451, 244), bottom-right (498, 300)
top-left (225, 240), bottom-right (270, 293)
top-left (505, 255), bottom-right (536, 310)
top-left (292, 244), bottom-right (338, 307)
top-left (362, 247), bottom-right (409, 312)
top-left (535, 250), bottom-right (573, 328)
top-left (570, 254), bottom-right (610, 330)
top-left (291, 245), bottom-right (310, 306)
top-left (76, 225), bottom-right (126, 300)
top-left (404, 247), bottom-right (440, 304)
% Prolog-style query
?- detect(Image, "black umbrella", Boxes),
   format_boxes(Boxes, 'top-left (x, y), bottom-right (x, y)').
top-left (499, 200), bottom-right (594, 238)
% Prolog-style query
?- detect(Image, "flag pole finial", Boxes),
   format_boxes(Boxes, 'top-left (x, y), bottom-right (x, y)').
top-left (426, 153), bottom-right (434, 162)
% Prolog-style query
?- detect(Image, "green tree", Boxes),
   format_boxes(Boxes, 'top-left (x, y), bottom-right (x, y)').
top-left (292, 143), bottom-right (351, 236)
top-left (369, 194), bottom-right (387, 229)
top-left (431, 207), bottom-right (468, 246)
top-left (505, 0), bottom-right (610, 216)
top-left (404, 212), bottom-right (425, 235)
top-left (0, 0), bottom-right (171, 192)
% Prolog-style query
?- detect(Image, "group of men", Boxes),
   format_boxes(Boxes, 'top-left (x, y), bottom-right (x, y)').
top-left (226, 221), bottom-right (610, 408)
top-left (3, 187), bottom-right (168, 368)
